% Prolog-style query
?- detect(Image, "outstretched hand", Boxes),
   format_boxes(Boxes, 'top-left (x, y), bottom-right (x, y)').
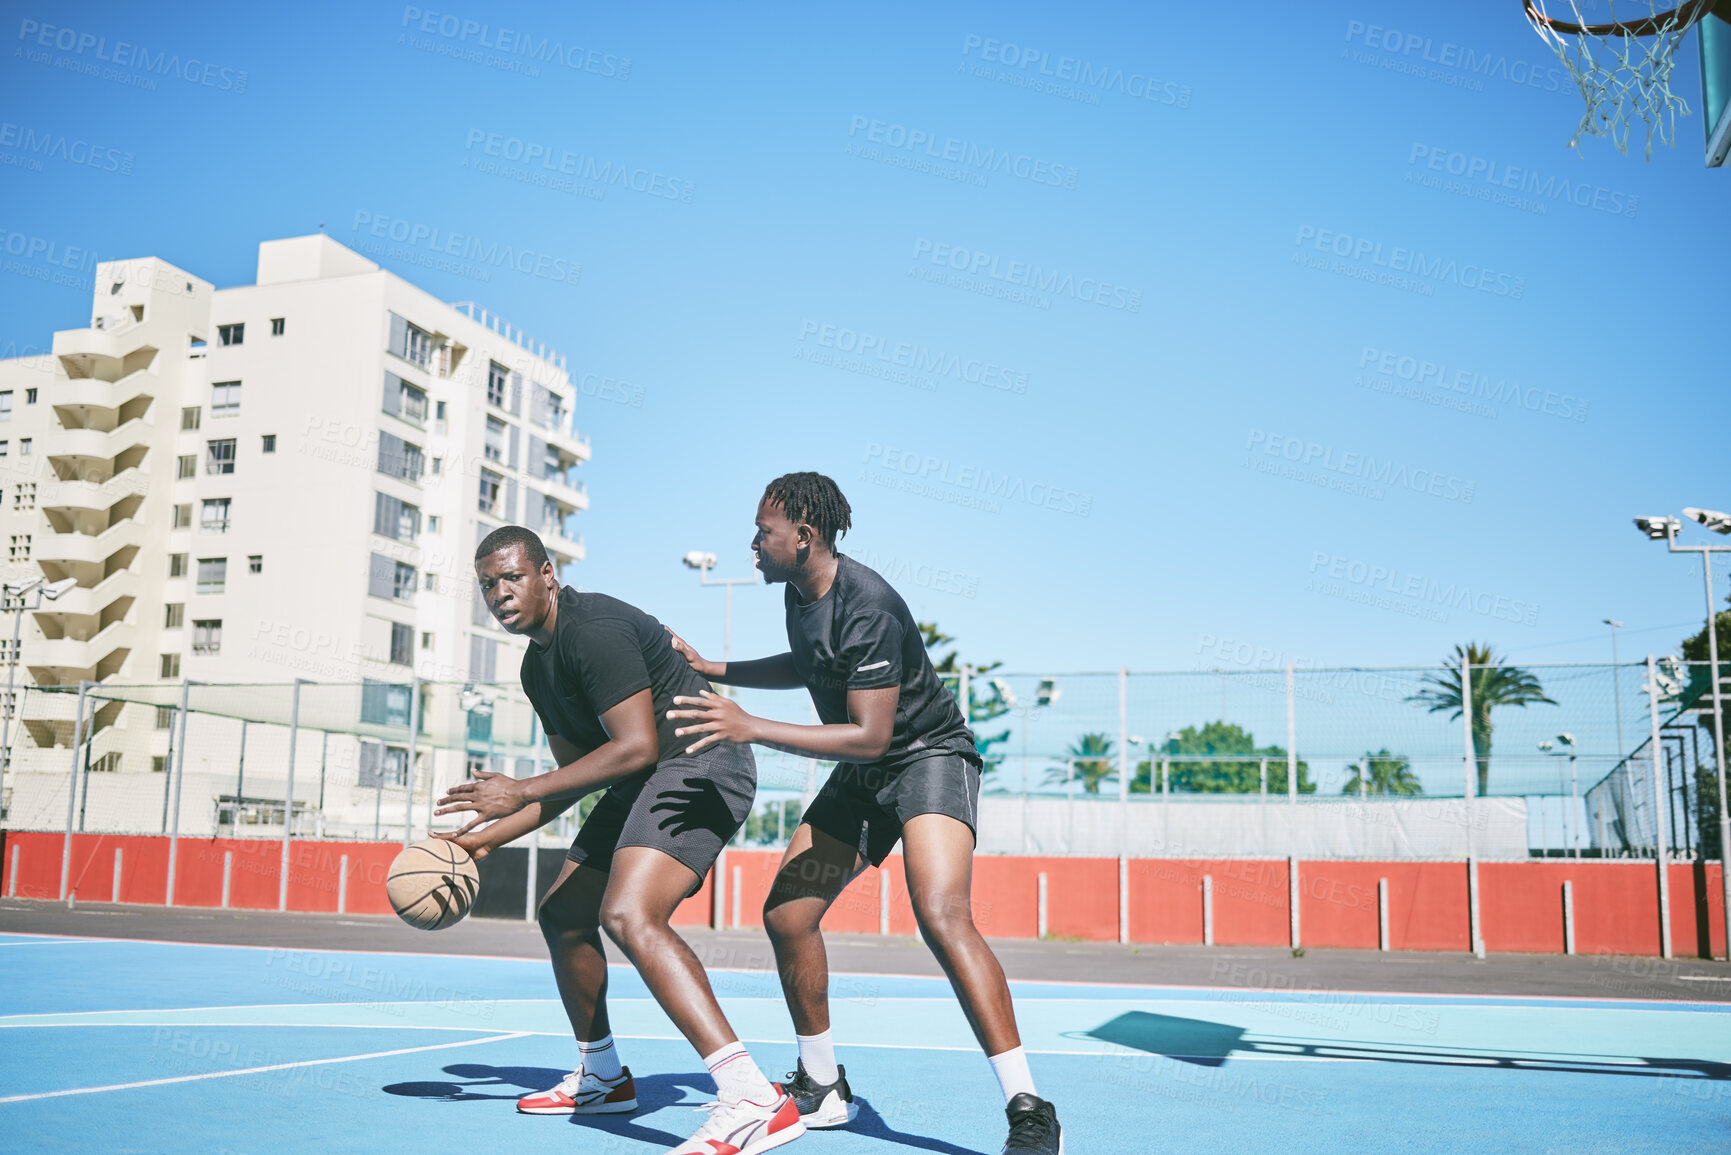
top-left (666, 690), bottom-right (758, 753)
top-left (435, 769), bottom-right (529, 837)
top-left (664, 626), bottom-right (722, 678)
top-left (430, 829), bottom-right (493, 862)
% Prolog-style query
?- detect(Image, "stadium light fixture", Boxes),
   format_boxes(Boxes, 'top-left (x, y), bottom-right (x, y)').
top-left (1634, 516), bottom-right (1682, 540)
top-left (681, 550), bottom-right (753, 673)
top-left (1683, 507), bottom-right (1731, 535)
top-left (682, 551), bottom-right (717, 571)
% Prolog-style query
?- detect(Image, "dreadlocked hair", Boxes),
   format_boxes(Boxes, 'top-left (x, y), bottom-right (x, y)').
top-left (763, 472), bottom-right (852, 551)
top-left (475, 524), bottom-right (550, 570)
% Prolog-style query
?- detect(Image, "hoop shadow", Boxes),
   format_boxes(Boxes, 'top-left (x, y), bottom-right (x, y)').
top-left (1082, 1010), bottom-right (1731, 1080)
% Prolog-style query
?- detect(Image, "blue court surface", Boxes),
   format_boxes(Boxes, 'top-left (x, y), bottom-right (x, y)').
top-left (2, 931), bottom-right (1729, 1154)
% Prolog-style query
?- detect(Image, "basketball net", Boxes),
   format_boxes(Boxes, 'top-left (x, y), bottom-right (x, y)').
top-left (1524, 0), bottom-right (1713, 158)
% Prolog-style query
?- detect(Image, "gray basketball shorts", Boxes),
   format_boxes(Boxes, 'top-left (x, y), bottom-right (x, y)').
top-left (802, 752), bottom-right (981, 866)
top-left (567, 742), bottom-right (756, 888)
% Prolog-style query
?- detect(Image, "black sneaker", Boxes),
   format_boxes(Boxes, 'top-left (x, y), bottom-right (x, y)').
top-left (1003, 1093), bottom-right (1062, 1154)
top-left (783, 1059), bottom-right (857, 1129)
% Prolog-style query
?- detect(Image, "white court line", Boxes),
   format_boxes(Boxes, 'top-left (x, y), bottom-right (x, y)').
top-left (0, 1030), bottom-right (532, 1104)
top-left (1677, 976), bottom-right (1731, 982)
top-left (0, 939), bottom-right (122, 947)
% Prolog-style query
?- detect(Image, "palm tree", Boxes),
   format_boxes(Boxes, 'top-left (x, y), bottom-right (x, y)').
top-left (1408, 643), bottom-right (1556, 796)
top-left (921, 621), bottom-right (1010, 776)
top-left (1046, 732), bottom-right (1115, 794)
top-left (1341, 748), bottom-right (1423, 795)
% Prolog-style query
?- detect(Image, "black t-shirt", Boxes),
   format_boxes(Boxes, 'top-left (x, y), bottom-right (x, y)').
top-left (521, 587), bottom-right (712, 762)
top-left (785, 554), bottom-right (978, 771)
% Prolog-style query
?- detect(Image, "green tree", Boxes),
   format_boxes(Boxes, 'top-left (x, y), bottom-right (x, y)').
top-left (1408, 642), bottom-right (1556, 796)
top-left (1045, 732), bottom-right (1116, 793)
top-left (922, 621), bottom-right (1010, 777)
top-left (1341, 748), bottom-right (1423, 795)
top-left (742, 799), bottom-right (802, 845)
top-left (1680, 594), bottom-right (1731, 859)
top-left (1132, 721), bottom-right (1314, 794)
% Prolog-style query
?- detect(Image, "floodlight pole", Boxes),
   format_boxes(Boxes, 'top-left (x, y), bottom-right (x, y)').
top-left (277, 678), bottom-right (302, 912)
top-left (402, 676), bottom-right (422, 848)
top-left (0, 582), bottom-right (46, 812)
top-left (687, 557), bottom-right (755, 696)
top-left (1657, 524), bottom-right (1729, 957)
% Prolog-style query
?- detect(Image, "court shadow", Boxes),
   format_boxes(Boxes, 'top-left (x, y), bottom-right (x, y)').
top-left (1082, 1010), bottom-right (1731, 1080)
top-left (382, 1064), bottom-right (717, 1145)
top-left (849, 1098), bottom-right (991, 1155)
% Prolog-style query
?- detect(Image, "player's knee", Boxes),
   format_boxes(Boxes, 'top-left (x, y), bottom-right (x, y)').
top-left (538, 900), bottom-right (597, 942)
top-left (762, 896), bottom-right (811, 941)
top-left (598, 897), bottom-right (662, 950)
top-left (912, 888), bottom-right (975, 938)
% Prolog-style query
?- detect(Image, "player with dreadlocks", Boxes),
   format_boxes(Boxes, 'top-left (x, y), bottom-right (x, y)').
top-left (665, 472), bottom-right (1064, 1155)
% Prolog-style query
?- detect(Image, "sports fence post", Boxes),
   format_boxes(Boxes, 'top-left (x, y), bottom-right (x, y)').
top-left (278, 678), bottom-right (302, 912)
top-left (165, 679), bottom-right (192, 908)
top-left (1647, 655), bottom-right (1673, 959)
top-left (1117, 665), bottom-right (1129, 945)
top-left (57, 680), bottom-right (90, 902)
top-left (402, 676), bottom-right (422, 848)
top-left (1462, 653), bottom-right (1484, 958)
top-left (525, 720), bottom-right (544, 921)
top-left (1286, 662), bottom-right (1300, 949)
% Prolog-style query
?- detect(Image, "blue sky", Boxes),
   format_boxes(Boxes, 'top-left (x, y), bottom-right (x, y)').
top-left (3, 0), bottom-right (1726, 701)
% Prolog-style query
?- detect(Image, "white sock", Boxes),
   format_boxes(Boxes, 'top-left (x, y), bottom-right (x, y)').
top-left (578, 1033), bottom-right (623, 1081)
top-left (988, 1046), bottom-right (1037, 1104)
top-left (796, 1030), bottom-right (839, 1084)
top-left (703, 1041), bottom-right (777, 1106)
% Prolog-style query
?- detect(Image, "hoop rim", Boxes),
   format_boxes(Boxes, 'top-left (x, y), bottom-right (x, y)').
top-left (1523, 0), bottom-right (1722, 37)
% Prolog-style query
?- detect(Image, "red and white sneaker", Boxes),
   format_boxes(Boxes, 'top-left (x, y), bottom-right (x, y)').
top-left (668, 1086), bottom-right (805, 1154)
top-left (516, 1066), bottom-right (638, 1115)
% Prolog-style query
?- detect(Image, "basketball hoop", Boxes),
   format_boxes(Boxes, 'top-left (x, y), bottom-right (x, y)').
top-left (1524, 0), bottom-right (1724, 158)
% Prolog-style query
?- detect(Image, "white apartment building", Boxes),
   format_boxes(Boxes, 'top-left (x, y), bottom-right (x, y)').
top-left (0, 234), bottom-right (589, 836)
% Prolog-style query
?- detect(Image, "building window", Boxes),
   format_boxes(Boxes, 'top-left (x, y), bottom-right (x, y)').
top-left (152, 755), bottom-right (168, 773)
top-left (248, 555), bottom-right (262, 574)
top-left (168, 553), bottom-right (188, 578)
top-left (434, 400), bottom-right (447, 432)
top-left (206, 439), bottom-right (236, 475)
top-left (261, 434), bottom-right (276, 453)
top-left (211, 382), bottom-right (241, 416)
top-left (0, 442), bottom-right (8, 457)
top-left (478, 469), bottom-right (502, 515)
top-left (423, 572), bottom-right (438, 592)
top-left (12, 484), bottom-right (33, 510)
top-left (201, 498), bottom-right (231, 533)
top-left (19, 438), bottom-right (30, 456)
top-left (391, 313), bottom-right (433, 367)
top-left (373, 492), bottom-right (421, 542)
top-left (164, 603), bottom-right (184, 628)
top-left (24, 388), bottom-right (36, 404)
top-left (90, 751), bottom-right (123, 774)
top-left (218, 323), bottom-right (244, 346)
top-left (430, 457), bottom-right (442, 475)
top-left (177, 454), bottom-right (196, 479)
top-left (270, 317), bottom-right (285, 336)
top-left (376, 432), bottom-right (424, 482)
top-left (360, 680), bottom-right (412, 728)
top-left (155, 705), bottom-right (175, 730)
top-left (487, 360), bottom-right (508, 407)
top-left (389, 621), bottom-right (413, 666)
top-left (0, 639), bottom-right (16, 665)
top-left (0, 393), bottom-right (11, 421)
top-left (382, 372), bottom-right (428, 425)
top-left (172, 504), bottom-right (191, 529)
top-left (394, 561), bottom-right (416, 600)
top-left (160, 653), bottom-right (181, 678)
top-left (426, 515), bottom-right (440, 533)
top-left (367, 553), bottom-right (419, 601)
top-left (181, 406), bottom-right (201, 431)
top-left (192, 620), bottom-right (222, 655)
top-left (420, 631), bottom-right (434, 648)
top-left (8, 535), bottom-right (29, 561)
top-left (484, 416), bottom-right (506, 462)
top-left (196, 558), bottom-right (226, 595)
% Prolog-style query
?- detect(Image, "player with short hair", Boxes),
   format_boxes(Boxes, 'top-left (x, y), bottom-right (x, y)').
top-left (436, 525), bottom-right (804, 1155)
top-left (665, 474), bottom-right (1064, 1155)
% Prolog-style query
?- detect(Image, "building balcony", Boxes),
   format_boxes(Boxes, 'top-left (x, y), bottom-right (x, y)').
top-left (36, 519), bottom-right (145, 568)
top-left (542, 527), bottom-right (585, 566)
top-left (52, 367), bottom-right (157, 421)
top-left (542, 423), bottom-right (592, 464)
top-left (52, 329), bottom-right (159, 383)
top-left (45, 417), bottom-right (155, 464)
top-left (27, 620), bottom-right (133, 684)
top-left (541, 474), bottom-right (590, 513)
top-left (39, 468), bottom-right (151, 517)
top-left (30, 568), bottom-right (138, 622)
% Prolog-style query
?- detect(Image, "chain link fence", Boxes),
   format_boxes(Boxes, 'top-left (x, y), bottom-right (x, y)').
top-left (0, 660), bottom-right (1721, 861)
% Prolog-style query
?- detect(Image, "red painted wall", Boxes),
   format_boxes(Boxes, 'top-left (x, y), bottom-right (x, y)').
top-left (1, 831), bottom-right (1722, 960)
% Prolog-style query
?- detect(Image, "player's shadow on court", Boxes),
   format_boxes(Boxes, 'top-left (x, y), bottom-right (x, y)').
top-left (382, 1063), bottom-right (713, 1145)
top-left (1081, 1010), bottom-right (1731, 1079)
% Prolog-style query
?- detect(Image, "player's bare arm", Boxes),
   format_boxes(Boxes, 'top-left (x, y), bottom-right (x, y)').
top-left (667, 685), bottom-right (897, 761)
top-left (665, 628), bottom-right (803, 689)
top-left (436, 689), bottom-right (660, 836)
